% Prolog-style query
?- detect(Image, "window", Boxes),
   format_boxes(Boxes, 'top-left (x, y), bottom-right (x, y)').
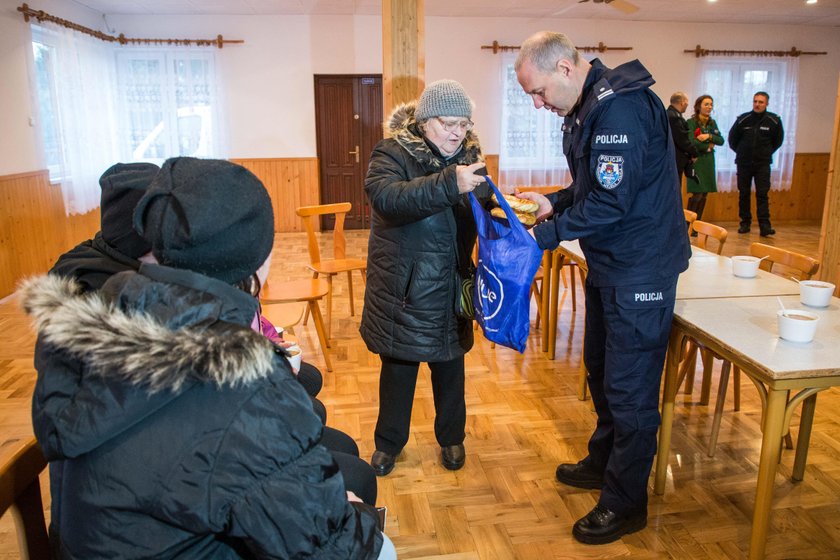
top-left (695, 57), bottom-right (797, 191)
top-left (116, 51), bottom-right (221, 165)
top-left (498, 52), bottom-right (570, 188)
top-left (29, 23), bottom-right (226, 214)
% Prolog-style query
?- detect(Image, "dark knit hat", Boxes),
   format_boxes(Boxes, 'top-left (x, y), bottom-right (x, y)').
top-left (415, 79), bottom-right (473, 121)
top-left (99, 162), bottom-right (159, 258)
top-left (133, 157), bottom-right (275, 284)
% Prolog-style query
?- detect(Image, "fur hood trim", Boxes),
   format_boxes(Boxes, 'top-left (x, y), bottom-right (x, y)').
top-left (384, 101), bottom-right (483, 170)
top-left (20, 274), bottom-right (276, 393)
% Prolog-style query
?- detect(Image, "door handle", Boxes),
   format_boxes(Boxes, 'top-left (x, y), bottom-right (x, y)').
top-left (349, 145), bottom-right (360, 163)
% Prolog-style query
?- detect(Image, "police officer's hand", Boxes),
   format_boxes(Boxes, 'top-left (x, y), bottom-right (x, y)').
top-left (513, 189), bottom-right (553, 223)
top-left (456, 163), bottom-right (486, 194)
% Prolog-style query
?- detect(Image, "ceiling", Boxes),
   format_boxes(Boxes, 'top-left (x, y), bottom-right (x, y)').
top-left (72, 0), bottom-right (840, 27)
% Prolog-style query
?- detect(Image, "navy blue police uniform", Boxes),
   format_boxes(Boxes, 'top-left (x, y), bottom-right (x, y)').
top-left (533, 59), bottom-right (691, 516)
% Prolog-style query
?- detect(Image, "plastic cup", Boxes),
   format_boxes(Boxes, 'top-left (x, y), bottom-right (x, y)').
top-left (732, 256), bottom-right (760, 278)
top-left (285, 344), bottom-right (303, 371)
top-left (799, 280), bottom-right (835, 308)
top-left (777, 309), bottom-right (819, 343)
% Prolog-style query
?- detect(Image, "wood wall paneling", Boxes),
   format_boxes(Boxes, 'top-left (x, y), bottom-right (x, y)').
top-left (0, 170), bottom-right (99, 299)
top-left (231, 158), bottom-right (321, 233)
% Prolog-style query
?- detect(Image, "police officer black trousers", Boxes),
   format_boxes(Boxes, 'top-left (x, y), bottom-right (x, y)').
top-left (374, 355), bottom-right (466, 456)
top-left (579, 277), bottom-right (678, 516)
top-left (737, 163), bottom-right (772, 232)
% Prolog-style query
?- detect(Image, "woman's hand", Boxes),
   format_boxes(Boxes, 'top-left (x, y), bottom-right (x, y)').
top-left (456, 162), bottom-right (487, 194)
top-left (513, 189), bottom-right (553, 223)
top-left (697, 133), bottom-right (710, 142)
top-left (346, 491), bottom-right (363, 503)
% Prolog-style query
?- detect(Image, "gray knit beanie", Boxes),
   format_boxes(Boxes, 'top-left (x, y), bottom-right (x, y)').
top-left (415, 79), bottom-right (473, 121)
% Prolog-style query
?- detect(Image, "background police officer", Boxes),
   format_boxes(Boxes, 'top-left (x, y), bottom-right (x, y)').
top-left (666, 91), bottom-right (699, 185)
top-left (514, 31), bottom-right (690, 545)
top-left (728, 91), bottom-right (785, 236)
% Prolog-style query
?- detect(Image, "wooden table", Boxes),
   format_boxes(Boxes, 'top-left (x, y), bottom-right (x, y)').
top-left (654, 295), bottom-right (840, 559)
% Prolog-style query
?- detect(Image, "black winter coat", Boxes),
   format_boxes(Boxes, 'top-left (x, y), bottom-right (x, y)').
top-left (22, 266), bottom-right (382, 559)
top-left (666, 105), bottom-right (698, 176)
top-left (50, 232), bottom-right (142, 293)
top-left (728, 110), bottom-right (784, 166)
top-left (360, 103), bottom-right (489, 362)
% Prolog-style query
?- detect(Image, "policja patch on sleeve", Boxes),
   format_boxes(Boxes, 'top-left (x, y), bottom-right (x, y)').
top-left (596, 155), bottom-right (624, 190)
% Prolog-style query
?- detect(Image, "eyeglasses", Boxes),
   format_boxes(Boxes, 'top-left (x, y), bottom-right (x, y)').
top-left (435, 117), bottom-right (474, 132)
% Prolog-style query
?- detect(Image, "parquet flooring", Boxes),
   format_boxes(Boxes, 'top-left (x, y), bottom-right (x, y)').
top-left (2, 220), bottom-right (839, 559)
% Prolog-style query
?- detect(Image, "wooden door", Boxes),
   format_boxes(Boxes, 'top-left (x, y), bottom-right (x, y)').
top-left (314, 75), bottom-right (383, 230)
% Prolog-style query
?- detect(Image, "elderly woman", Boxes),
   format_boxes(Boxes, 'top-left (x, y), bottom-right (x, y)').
top-left (685, 94), bottom-right (724, 223)
top-left (362, 79), bottom-right (489, 476)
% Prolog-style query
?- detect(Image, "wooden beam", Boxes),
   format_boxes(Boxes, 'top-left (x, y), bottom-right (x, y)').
top-left (382, 0), bottom-right (424, 118)
top-left (818, 75), bottom-right (840, 285)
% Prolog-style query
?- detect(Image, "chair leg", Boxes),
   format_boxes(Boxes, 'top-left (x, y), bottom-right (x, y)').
top-left (303, 271), bottom-right (319, 326)
top-left (698, 347), bottom-right (714, 404)
top-left (346, 271), bottom-right (355, 316)
top-left (308, 300), bottom-right (333, 372)
top-left (733, 366), bottom-right (741, 411)
top-left (681, 342), bottom-right (699, 395)
top-left (325, 276), bottom-right (333, 341)
top-left (531, 281), bottom-right (542, 329)
top-left (707, 360), bottom-right (732, 457)
top-left (570, 265), bottom-right (577, 312)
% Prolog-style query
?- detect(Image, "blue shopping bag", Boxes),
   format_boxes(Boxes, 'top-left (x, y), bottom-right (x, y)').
top-left (469, 177), bottom-right (543, 353)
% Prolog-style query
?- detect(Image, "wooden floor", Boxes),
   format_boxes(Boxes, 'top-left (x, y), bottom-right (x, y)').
top-left (2, 220), bottom-right (838, 559)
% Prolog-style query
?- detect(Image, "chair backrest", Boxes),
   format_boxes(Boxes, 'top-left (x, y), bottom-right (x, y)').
top-left (296, 203), bottom-right (352, 264)
top-left (0, 438), bottom-right (49, 560)
top-left (683, 209), bottom-right (697, 235)
top-left (692, 220), bottom-right (727, 255)
top-left (749, 242), bottom-right (820, 280)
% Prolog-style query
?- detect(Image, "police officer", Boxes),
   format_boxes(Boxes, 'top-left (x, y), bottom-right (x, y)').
top-left (728, 91), bottom-right (785, 236)
top-left (666, 91), bottom-right (698, 185)
top-left (514, 31), bottom-right (690, 545)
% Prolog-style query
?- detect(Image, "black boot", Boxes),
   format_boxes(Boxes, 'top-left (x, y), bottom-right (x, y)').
top-left (370, 450), bottom-right (397, 477)
top-left (572, 504), bottom-right (647, 545)
top-left (555, 460), bottom-right (603, 489)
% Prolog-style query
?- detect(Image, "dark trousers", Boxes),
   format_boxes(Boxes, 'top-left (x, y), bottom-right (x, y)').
top-left (321, 427), bottom-right (378, 505)
top-left (581, 277), bottom-right (677, 516)
top-left (685, 192), bottom-right (708, 221)
top-left (737, 163), bottom-right (772, 230)
top-left (374, 355), bottom-right (466, 455)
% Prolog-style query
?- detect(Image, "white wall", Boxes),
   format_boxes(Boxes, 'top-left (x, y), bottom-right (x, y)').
top-left (2, 5), bottom-right (839, 175)
top-left (0, 0), bottom-right (103, 174)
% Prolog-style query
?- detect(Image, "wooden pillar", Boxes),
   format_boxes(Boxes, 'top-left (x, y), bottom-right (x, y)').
top-left (818, 74), bottom-right (840, 286)
top-left (381, 0), bottom-right (425, 118)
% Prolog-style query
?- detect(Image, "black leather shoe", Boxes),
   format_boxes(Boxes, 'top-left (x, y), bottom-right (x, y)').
top-left (760, 228), bottom-right (776, 237)
top-left (738, 225), bottom-right (751, 234)
top-left (555, 461), bottom-right (603, 489)
top-left (441, 444), bottom-right (465, 470)
top-left (572, 504), bottom-right (647, 545)
top-left (370, 450), bottom-right (396, 477)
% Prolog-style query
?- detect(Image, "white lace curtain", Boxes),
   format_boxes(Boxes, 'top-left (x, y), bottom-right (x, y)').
top-left (498, 51), bottom-right (571, 189)
top-left (29, 25), bottom-right (226, 215)
top-left (694, 56), bottom-right (798, 192)
top-left (31, 24), bottom-right (120, 214)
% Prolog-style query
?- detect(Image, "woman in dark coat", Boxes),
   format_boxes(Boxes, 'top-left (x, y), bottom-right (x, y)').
top-left (361, 80), bottom-right (489, 476)
top-left (685, 94), bottom-right (724, 222)
top-left (24, 157), bottom-right (394, 559)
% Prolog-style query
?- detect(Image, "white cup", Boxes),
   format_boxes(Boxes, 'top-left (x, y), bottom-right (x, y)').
top-left (732, 256), bottom-right (760, 278)
top-left (799, 280), bottom-right (835, 308)
top-left (777, 309), bottom-right (820, 343)
top-left (285, 344), bottom-right (303, 372)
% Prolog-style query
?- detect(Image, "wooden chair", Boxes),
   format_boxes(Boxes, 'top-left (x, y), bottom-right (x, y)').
top-left (296, 203), bottom-right (367, 341)
top-left (705, 243), bottom-right (821, 457)
top-left (260, 302), bottom-right (306, 336)
top-left (750, 242), bottom-right (820, 281)
top-left (0, 438), bottom-right (49, 560)
top-left (683, 208), bottom-right (697, 236)
top-left (261, 278), bottom-right (333, 372)
top-left (692, 220), bottom-right (727, 254)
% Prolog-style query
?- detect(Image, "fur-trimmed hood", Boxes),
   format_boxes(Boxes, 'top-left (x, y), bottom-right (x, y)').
top-left (383, 101), bottom-right (483, 170)
top-left (21, 273), bottom-right (276, 394)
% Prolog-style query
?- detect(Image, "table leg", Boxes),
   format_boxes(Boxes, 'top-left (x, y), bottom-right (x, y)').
top-left (654, 326), bottom-right (685, 495)
top-left (541, 250), bottom-right (552, 352)
top-left (548, 251), bottom-right (563, 360)
top-left (792, 393), bottom-right (817, 482)
top-left (749, 388), bottom-right (787, 560)
top-left (308, 300), bottom-right (333, 372)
